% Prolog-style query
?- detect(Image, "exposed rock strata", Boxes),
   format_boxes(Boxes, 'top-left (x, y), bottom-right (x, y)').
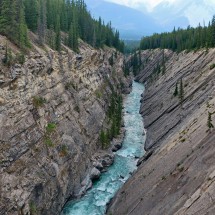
top-left (0, 35), bottom-right (130, 215)
top-left (107, 48), bottom-right (215, 215)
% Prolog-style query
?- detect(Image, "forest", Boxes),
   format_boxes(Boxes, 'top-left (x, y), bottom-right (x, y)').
top-left (0, 0), bottom-right (124, 52)
top-left (140, 16), bottom-right (215, 52)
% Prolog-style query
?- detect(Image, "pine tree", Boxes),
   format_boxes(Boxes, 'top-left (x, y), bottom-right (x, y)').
top-left (24, 0), bottom-right (38, 32)
top-left (173, 82), bottom-right (178, 97)
top-left (16, 0), bottom-right (29, 48)
top-left (207, 112), bottom-right (214, 129)
top-left (55, 15), bottom-right (61, 51)
top-left (0, 0), bottom-right (17, 39)
top-left (68, 22), bottom-right (74, 49)
top-left (38, 0), bottom-right (47, 45)
top-left (179, 78), bottom-right (184, 104)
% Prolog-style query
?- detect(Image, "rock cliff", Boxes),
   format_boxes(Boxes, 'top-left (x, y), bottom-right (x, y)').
top-left (107, 48), bottom-right (215, 215)
top-left (0, 35), bottom-right (130, 215)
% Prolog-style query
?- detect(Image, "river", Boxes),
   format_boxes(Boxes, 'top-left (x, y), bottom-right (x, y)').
top-left (62, 81), bottom-right (145, 215)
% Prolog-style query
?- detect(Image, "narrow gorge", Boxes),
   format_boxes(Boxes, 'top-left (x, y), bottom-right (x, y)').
top-left (1, 35), bottom-right (215, 215)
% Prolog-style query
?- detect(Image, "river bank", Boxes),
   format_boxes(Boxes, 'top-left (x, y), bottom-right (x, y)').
top-left (62, 81), bottom-right (145, 215)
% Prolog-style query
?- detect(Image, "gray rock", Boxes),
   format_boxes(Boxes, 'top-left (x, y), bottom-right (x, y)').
top-left (90, 167), bottom-right (101, 180)
top-left (93, 161), bottom-right (103, 171)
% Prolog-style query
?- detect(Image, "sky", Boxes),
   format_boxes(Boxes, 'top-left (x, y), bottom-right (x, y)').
top-left (105, 0), bottom-right (215, 26)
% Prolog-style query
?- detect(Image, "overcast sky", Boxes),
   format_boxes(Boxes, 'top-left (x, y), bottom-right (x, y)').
top-left (105, 0), bottom-right (215, 26)
top-left (106, 0), bottom-right (176, 11)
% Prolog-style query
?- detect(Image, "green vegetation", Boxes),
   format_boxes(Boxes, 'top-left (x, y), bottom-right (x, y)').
top-left (207, 112), bottom-right (214, 129)
top-left (74, 105), bottom-right (80, 113)
top-left (109, 54), bottom-right (114, 66)
top-left (29, 201), bottom-right (37, 215)
top-left (140, 15), bottom-right (215, 52)
top-left (2, 44), bottom-right (13, 67)
top-left (0, 0), bottom-right (29, 48)
top-left (123, 60), bottom-right (130, 77)
top-left (0, 0), bottom-right (124, 51)
top-left (32, 96), bottom-right (46, 108)
top-left (60, 144), bottom-right (68, 156)
top-left (179, 78), bottom-right (184, 105)
top-left (65, 81), bottom-right (77, 90)
top-left (44, 123), bottom-right (57, 147)
top-left (95, 90), bottom-right (102, 99)
top-left (210, 63), bottom-right (215, 70)
top-left (46, 123), bottom-right (57, 133)
top-left (145, 51), bottom-right (166, 83)
top-left (173, 82), bottom-right (178, 97)
top-left (44, 136), bottom-right (54, 147)
top-left (124, 40), bottom-right (140, 54)
top-left (100, 92), bottom-right (123, 149)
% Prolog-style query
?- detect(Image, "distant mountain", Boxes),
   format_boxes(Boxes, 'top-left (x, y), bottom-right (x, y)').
top-left (84, 0), bottom-right (162, 40)
top-left (151, 0), bottom-right (214, 28)
top-left (151, 1), bottom-right (189, 29)
top-left (85, 0), bottom-right (214, 40)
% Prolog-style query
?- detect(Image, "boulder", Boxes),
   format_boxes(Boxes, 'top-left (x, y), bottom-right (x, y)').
top-left (90, 167), bottom-right (101, 180)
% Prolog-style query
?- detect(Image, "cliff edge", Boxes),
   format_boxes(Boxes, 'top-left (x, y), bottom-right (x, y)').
top-left (107, 48), bottom-right (215, 215)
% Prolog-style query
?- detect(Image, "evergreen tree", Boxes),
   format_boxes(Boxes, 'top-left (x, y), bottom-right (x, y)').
top-left (38, 0), bottom-right (47, 45)
top-left (173, 82), bottom-right (178, 97)
top-left (0, 0), bottom-right (16, 40)
top-left (55, 15), bottom-right (61, 51)
top-left (16, 0), bottom-right (29, 48)
top-left (179, 78), bottom-right (184, 104)
top-left (0, 0), bottom-right (124, 51)
top-left (24, 0), bottom-right (38, 32)
top-left (207, 112), bottom-right (214, 129)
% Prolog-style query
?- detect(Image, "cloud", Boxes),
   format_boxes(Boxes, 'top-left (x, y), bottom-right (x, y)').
top-left (105, 0), bottom-right (215, 26)
top-left (105, 0), bottom-right (175, 11)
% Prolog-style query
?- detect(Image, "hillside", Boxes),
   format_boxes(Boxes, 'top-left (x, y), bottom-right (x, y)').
top-left (107, 48), bottom-right (215, 214)
top-left (0, 33), bottom-right (130, 214)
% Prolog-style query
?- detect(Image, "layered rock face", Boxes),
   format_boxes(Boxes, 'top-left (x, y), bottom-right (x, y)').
top-left (0, 35), bottom-right (130, 215)
top-left (107, 49), bottom-right (215, 215)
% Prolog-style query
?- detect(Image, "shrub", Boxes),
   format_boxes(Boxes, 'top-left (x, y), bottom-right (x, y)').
top-left (210, 63), bottom-right (215, 70)
top-left (32, 96), bottom-right (46, 108)
top-left (29, 201), bottom-right (37, 214)
top-left (60, 145), bottom-right (68, 157)
top-left (95, 90), bottom-right (102, 98)
top-left (46, 123), bottom-right (56, 133)
top-left (44, 137), bottom-right (54, 147)
top-left (16, 53), bottom-right (25, 65)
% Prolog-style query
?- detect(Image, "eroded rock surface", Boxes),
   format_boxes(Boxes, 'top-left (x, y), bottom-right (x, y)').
top-left (0, 35), bottom-right (130, 215)
top-left (107, 48), bottom-right (215, 215)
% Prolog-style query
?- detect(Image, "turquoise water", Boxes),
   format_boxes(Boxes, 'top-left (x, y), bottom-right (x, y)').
top-left (62, 81), bottom-right (145, 215)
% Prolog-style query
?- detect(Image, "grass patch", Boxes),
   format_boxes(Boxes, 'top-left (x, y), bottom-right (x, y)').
top-left (95, 90), bottom-right (102, 99)
top-left (178, 166), bottom-right (184, 172)
top-left (60, 145), bottom-right (68, 157)
top-left (210, 63), bottom-right (215, 70)
top-left (29, 201), bottom-right (37, 214)
top-left (44, 137), bottom-right (54, 147)
top-left (32, 96), bottom-right (46, 108)
top-left (46, 123), bottom-right (56, 133)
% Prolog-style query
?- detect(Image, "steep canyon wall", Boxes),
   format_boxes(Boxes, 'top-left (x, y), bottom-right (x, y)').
top-left (108, 48), bottom-right (215, 215)
top-left (0, 35), bottom-right (130, 215)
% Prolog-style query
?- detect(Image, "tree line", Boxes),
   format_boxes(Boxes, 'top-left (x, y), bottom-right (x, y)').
top-left (140, 15), bottom-right (215, 52)
top-left (0, 0), bottom-right (124, 52)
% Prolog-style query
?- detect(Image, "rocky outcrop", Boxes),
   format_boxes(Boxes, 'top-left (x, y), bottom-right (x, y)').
top-left (0, 35), bottom-right (130, 215)
top-left (107, 48), bottom-right (215, 215)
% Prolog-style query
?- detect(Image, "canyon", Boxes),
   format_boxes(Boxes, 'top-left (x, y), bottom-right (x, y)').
top-left (1, 33), bottom-right (215, 215)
